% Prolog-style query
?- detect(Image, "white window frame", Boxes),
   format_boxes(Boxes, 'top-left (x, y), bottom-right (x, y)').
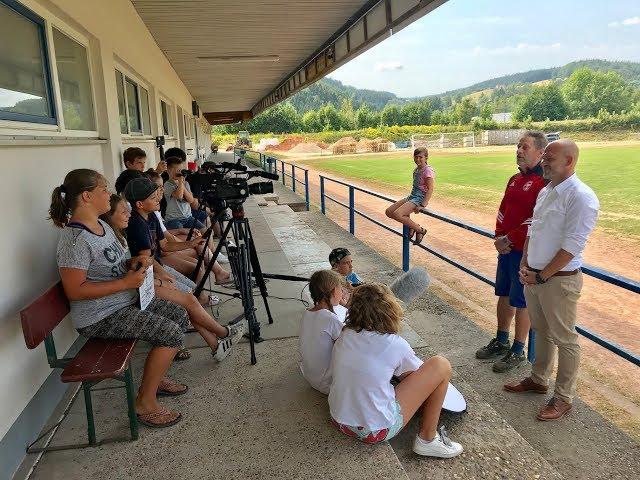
top-left (159, 95), bottom-right (177, 140)
top-left (114, 63), bottom-right (153, 138)
top-left (0, 0), bottom-right (99, 138)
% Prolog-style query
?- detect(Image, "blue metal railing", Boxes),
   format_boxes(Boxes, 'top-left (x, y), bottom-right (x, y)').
top-left (235, 148), bottom-right (310, 211)
top-left (319, 174), bottom-right (640, 368)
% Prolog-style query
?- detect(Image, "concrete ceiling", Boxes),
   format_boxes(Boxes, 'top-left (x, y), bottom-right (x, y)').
top-left (131, 1), bottom-right (447, 122)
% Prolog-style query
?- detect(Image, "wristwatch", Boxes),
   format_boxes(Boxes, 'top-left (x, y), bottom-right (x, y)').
top-left (535, 272), bottom-right (547, 284)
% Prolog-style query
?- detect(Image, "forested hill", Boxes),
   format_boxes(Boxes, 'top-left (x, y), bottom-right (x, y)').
top-left (290, 59), bottom-right (640, 113)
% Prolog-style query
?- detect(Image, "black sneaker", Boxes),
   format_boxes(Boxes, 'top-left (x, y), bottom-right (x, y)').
top-left (476, 338), bottom-right (510, 359)
top-left (492, 351), bottom-right (526, 373)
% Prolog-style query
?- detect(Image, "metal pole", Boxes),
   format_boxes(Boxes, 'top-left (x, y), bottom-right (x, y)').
top-left (304, 170), bottom-right (310, 211)
top-left (402, 225), bottom-right (410, 272)
top-left (281, 161), bottom-right (286, 185)
top-left (320, 176), bottom-right (326, 214)
top-left (349, 186), bottom-right (355, 235)
top-left (292, 165), bottom-right (296, 192)
top-left (273, 158), bottom-right (277, 175)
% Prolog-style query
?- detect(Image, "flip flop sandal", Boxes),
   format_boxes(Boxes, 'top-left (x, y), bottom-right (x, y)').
top-left (414, 227), bottom-right (427, 245)
top-left (407, 228), bottom-right (416, 239)
top-left (202, 294), bottom-right (220, 306)
top-left (157, 379), bottom-right (189, 397)
top-left (137, 408), bottom-right (182, 428)
top-left (173, 349), bottom-right (191, 361)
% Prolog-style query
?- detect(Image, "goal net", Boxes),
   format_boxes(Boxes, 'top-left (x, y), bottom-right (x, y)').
top-left (411, 132), bottom-right (476, 150)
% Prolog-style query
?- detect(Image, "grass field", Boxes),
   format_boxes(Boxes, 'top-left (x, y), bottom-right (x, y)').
top-left (301, 144), bottom-right (640, 238)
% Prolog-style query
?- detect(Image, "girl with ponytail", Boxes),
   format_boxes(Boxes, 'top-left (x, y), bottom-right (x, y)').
top-left (298, 270), bottom-right (345, 394)
top-left (50, 169), bottom-right (189, 428)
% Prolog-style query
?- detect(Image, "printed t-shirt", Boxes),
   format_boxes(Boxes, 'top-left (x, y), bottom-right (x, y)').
top-left (126, 210), bottom-right (164, 262)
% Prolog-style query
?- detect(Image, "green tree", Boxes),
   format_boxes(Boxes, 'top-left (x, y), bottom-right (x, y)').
top-left (400, 99), bottom-right (432, 126)
top-left (302, 110), bottom-right (321, 132)
top-left (247, 102), bottom-right (301, 133)
top-left (561, 68), bottom-right (634, 118)
top-left (354, 104), bottom-right (379, 128)
top-left (316, 104), bottom-right (343, 130)
top-left (513, 83), bottom-right (569, 121)
top-left (339, 99), bottom-right (356, 130)
top-left (453, 97), bottom-right (477, 124)
top-left (380, 103), bottom-right (402, 126)
top-left (480, 103), bottom-right (493, 120)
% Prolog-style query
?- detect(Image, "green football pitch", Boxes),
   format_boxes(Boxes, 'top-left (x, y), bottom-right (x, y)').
top-left (302, 144), bottom-right (640, 237)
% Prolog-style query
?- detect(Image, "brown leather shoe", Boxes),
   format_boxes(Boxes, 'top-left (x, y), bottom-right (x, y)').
top-left (537, 397), bottom-right (572, 421)
top-left (503, 377), bottom-right (548, 394)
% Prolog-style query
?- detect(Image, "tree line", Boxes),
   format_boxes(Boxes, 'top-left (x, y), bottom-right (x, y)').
top-left (214, 67), bottom-right (640, 135)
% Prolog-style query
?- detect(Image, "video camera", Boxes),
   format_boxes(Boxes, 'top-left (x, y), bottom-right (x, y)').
top-left (186, 160), bottom-right (279, 209)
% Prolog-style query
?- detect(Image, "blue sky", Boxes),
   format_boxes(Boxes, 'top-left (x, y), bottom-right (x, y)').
top-left (328, 0), bottom-right (640, 97)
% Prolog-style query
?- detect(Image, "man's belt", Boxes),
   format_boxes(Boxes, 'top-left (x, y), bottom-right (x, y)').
top-left (529, 268), bottom-right (580, 277)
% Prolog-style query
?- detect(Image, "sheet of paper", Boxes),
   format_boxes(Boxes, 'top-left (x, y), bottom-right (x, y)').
top-left (138, 266), bottom-right (155, 311)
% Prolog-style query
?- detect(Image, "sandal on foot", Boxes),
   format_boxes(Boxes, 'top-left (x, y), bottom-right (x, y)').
top-left (407, 228), bottom-right (415, 239)
top-left (157, 378), bottom-right (189, 397)
top-left (174, 348), bottom-right (191, 361)
top-left (137, 408), bottom-right (182, 428)
top-left (414, 227), bottom-right (427, 245)
top-left (215, 275), bottom-right (235, 286)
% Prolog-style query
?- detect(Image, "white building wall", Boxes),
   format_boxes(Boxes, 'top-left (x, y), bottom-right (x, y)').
top-left (0, 0), bottom-right (210, 444)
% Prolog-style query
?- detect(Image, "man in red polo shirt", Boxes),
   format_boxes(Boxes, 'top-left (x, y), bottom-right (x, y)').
top-left (476, 131), bottom-right (548, 372)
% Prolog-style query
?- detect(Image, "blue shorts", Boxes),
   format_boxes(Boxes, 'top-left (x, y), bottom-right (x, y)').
top-left (165, 216), bottom-right (204, 230)
top-left (406, 192), bottom-right (425, 207)
top-left (495, 251), bottom-right (526, 308)
top-left (192, 209), bottom-right (208, 223)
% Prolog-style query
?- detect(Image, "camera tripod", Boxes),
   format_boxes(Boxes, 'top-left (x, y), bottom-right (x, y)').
top-left (190, 203), bottom-right (273, 365)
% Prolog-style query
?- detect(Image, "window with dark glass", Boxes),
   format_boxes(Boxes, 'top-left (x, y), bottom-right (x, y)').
top-left (0, 0), bottom-right (55, 124)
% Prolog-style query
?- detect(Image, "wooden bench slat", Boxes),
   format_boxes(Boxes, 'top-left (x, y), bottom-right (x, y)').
top-left (61, 338), bottom-right (137, 383)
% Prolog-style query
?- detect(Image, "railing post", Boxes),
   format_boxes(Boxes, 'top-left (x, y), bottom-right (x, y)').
top-left (349, 186), bottom-right (355, 235)
top-left (320, 176), bottom-right (326, 214)
top-left (304, 170), bottom-right (310, 211)
top-left (273, 158), bottom-right (277, 175)
top-left (281, 161), bottom-right (286, 185)
top-left (402, 225), bottom-right (410, 272)
top-left (292, 165), bottom-right (296, 192)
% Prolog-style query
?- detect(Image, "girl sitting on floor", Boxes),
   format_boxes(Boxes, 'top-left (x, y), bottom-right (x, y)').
top-left (328, 283), bottom-right (463, 458)
top-left (50, 169), bottom-right (188, 428)
top-left (299, 270), bottom-right (345, 394)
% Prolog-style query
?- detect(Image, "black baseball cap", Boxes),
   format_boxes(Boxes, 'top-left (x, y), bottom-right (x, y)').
top-left (124, 177), bottom-right (158, 203)
top-left (329, 248), bottom-right (351, 267)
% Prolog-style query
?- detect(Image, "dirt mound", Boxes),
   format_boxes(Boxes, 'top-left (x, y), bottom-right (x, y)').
top-left (289, 142), bottom-right (323, 154)
top-left (331, 136), bottom-right (357, 155)
top-left (265, 135), bottom-right (305, 152)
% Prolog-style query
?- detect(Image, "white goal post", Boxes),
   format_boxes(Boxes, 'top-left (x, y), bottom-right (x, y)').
top-left (411, 132), bottom-right (476, 150)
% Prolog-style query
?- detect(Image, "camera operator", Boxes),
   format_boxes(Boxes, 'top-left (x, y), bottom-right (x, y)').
top-left (164, 156), bottom-right (206, 230)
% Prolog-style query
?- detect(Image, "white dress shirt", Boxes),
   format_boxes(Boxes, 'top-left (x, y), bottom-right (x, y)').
top-left (527, 174), bottom-right (599, 271)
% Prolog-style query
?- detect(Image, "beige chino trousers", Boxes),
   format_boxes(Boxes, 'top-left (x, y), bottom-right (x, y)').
top-left (525, 272), bottom-right (583, 403)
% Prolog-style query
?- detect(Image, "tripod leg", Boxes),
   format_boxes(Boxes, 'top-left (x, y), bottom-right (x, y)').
top-left (246, 222), bottom-right (274, 325)
top-left (193, 220), bottom-right (234, 298)
top-left (238, 245), bottom-right (258, 365)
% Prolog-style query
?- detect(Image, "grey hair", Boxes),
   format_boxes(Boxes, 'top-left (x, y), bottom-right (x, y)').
top-left (521, 130), bottom-right (549, 150)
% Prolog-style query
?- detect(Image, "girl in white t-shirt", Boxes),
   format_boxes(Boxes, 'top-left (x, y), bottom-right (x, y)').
top-left (299, 270), bottom-right (345, 394)
top-left (328, 283), bottom-right (463, 458)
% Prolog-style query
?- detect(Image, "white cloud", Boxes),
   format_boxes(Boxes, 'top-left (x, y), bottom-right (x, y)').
top-left (468, 43), bottom-right (562, 57)
top-left (608, 16), bottom-right (640, 27)
top-left (374, 61), bottom-right (404, 72)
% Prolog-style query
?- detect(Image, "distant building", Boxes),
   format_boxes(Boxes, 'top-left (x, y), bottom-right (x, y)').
top-left (491, 112), bottom-right (513, 124)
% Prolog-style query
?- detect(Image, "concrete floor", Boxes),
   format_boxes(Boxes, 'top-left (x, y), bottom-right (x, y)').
top-left (13, 180), bottom-right (639, 480)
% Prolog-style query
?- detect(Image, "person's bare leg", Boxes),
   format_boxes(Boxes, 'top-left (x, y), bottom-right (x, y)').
top-left (497, 296), bottom-right (515, 334)
top-left (514, 307), bottom-right (530, 344)
top-left (136, 347), bottom-right (178, 414)
top-left (156, 286), bottom-right (229, 344)
top-left (394, 356), bottom-right (452, 440)
top-left (391, 201), bottom-right (423, 233)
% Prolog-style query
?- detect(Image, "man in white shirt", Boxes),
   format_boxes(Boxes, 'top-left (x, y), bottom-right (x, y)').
top-left (504, 140), bottom-right (599, 421)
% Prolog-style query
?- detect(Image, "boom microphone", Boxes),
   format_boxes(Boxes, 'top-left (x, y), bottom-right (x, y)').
top-left (389, 267), bottom-right (431, 305)
top-left (247, 170), bottom-right (279, 181)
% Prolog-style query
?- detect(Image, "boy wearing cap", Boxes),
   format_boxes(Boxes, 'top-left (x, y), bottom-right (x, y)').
top-left (329, 248), bottom-right (363, 286)
top-left (124, 177), bottom-right (244, 361)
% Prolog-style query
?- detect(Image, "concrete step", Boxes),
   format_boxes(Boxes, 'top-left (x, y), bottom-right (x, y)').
top-left (295, 208), bottom-right (640, 480)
